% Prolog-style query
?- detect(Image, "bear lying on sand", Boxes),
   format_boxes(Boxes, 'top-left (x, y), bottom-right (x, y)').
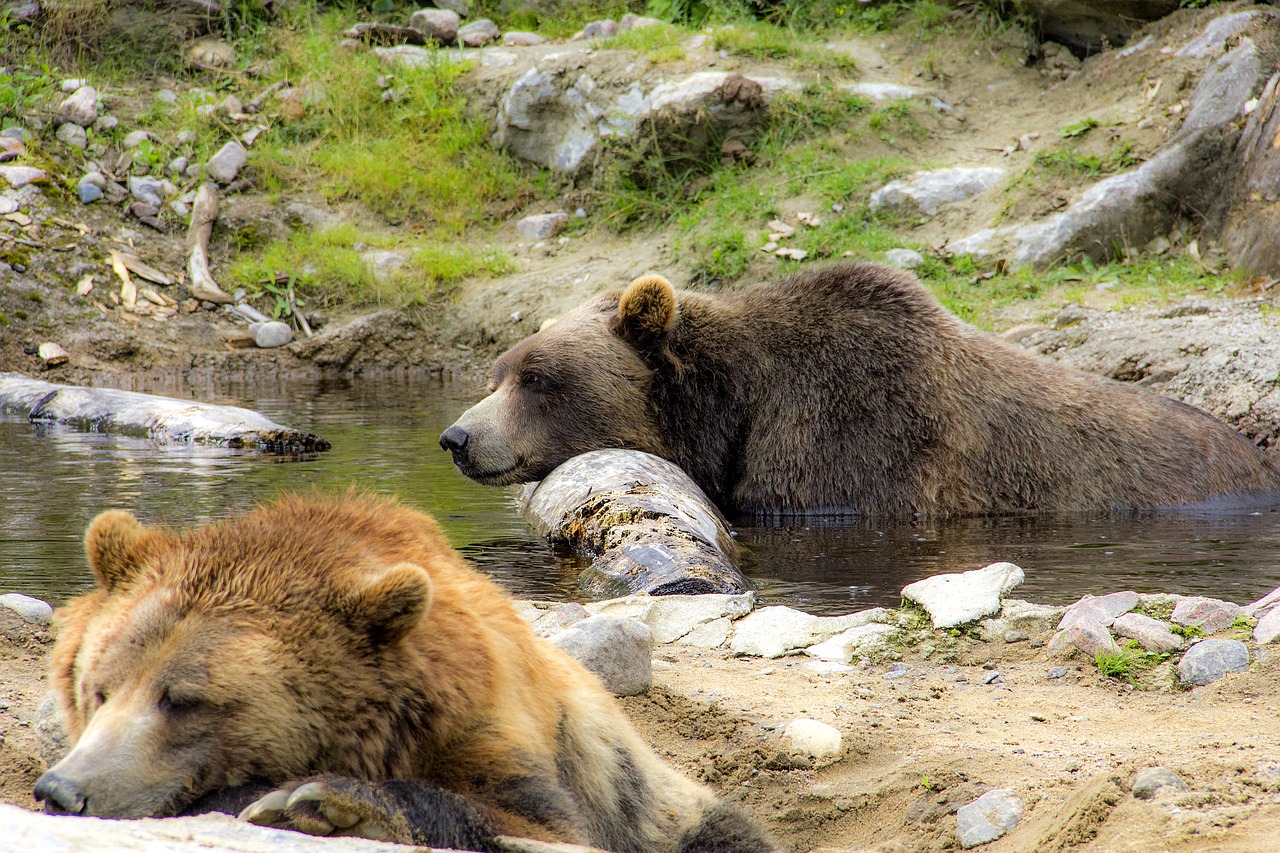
top-left (441, 262), bottom-right (1280, 518)
top-left (35, 493), bottom-right (773, 853)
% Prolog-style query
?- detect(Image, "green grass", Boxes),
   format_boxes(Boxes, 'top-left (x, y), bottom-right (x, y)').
top-left (1096, 641), bottom-right (1169, 685)
top-left (1032, 141), bottom-right (1141, 177)
top-left (711, 22), bottom-right (858, 71)
top-left (602, 22), bottom-right (688, 63)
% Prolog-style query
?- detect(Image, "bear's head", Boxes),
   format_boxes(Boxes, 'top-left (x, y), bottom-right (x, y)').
top-left (440, 274), bottom-right (680, 485)
top-left (35, 506), bottom-right (435, 819)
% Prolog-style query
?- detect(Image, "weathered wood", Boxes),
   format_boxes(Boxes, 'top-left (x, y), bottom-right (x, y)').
top-left (0, 373), bottom-right (329, 453)
top-left (521, 450), bottom-right (751, 597)
top-left (185, 184), bottom-right (233, 304)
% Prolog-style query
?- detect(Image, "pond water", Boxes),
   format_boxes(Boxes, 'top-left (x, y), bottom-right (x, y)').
top-left (2, 376), bottom-right (1279, 614)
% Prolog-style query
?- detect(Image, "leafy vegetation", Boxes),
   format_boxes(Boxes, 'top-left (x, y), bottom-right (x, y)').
top-left (1096, 641), bottom-right (1170, 686)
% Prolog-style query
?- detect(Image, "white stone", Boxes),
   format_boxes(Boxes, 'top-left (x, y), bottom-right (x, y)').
top-left (587, 593), bottom-right (754, 644)
top-left (58, 86), bottom-right (98, 127)
top-left (0, 165), bottom-right (47, 188)
top-left (128, 176), bottom-right (166, 207)
top-left (782, 718), bottom-right (843, 761)
top-left (0, 197), bottom-right (18, 215)
top-left (122, 130), bottom-right (151, 148)
top-left (361, 249), bottom-right (409, 284)
top-left (1176, 10), bottom-right (1261, 59)
top-left (1254, 608), bottom-right (1280, 644)
top-left (1244, 586), bottom-right (1280, 618)
top-left (841, 81), bottom-right (926, 101)
top-left (804, 623), bottom-right (897, 663)
top-left (729, 606), bottom-right (891, 659)
top-left (884, 248), bottom-right (924, 269)
top-left (1113, 612), bottom-right (1183, 653)
top-left (206, 141), bottom-right (248, 184)
top-left (901, 562), bottom-right (1025, 629)
top-left (0, 593), bottom-right (53, 625)
top-left (55, 122), bottom-right (87, 148)
top-left (678, 617), bottom-right (734, 649)
top-left (517, 212), bottom-right (568, 240)
top-left (250, 321), bottom-right (293, 348)
top-left (869, 166), bottom-right (1005, 216)
top-left (504, 31), bottom-right (545, 46)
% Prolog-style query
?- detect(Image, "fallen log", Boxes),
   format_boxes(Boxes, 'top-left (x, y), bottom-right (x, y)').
top-left (0, 373), bottom-right (329, 453)
top-left (521, 449), bottom-right (751, 597)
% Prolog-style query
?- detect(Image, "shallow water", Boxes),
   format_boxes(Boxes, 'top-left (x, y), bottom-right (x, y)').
top-left (2, 376), bottom-right (1278, 613)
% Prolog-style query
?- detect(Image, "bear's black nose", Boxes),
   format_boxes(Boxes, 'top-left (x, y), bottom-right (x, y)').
top-left (34, 770), bottom-right (87, 815)
top-left (439, 425), bottom-right (471, 462)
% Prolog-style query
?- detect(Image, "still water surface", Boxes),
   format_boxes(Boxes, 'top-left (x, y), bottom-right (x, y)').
top-left (2, 376), bottom-right (1278, 613)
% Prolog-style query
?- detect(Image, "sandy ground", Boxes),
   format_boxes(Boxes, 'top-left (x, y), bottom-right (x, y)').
top-left (3, 603), bottom-right (1278, 853)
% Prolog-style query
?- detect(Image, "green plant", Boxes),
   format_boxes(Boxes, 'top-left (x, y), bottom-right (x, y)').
top-left (1059, 117), bottom-right (1100, 138)
top-left (603, 21), bottom-right (687, 63)
top-left (1169, 622), bottom-right (1204, 640)
top-left (1096, 641), bottom-right (1169, 685)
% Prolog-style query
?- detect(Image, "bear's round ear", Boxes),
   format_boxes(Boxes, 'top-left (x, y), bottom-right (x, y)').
top-left (615, 274), bottom-right (677, 351)
top-left (84, 510), bottom-right (168, 592)
top-left (343, 562), bottom-right (434, 646)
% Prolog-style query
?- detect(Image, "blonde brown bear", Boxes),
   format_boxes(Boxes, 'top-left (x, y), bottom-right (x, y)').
top-left (35, 493), bottom-right (773, 853)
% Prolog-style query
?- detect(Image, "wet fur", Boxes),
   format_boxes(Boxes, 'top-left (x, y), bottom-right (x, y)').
top-left (447, 261), bottom-right (1280, 518)
top-left (44, 494), bottom-right (773, 853)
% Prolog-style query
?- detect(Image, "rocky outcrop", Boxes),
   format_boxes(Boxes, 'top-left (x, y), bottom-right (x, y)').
top-left (1018, 1), bottom-right (1180, 54)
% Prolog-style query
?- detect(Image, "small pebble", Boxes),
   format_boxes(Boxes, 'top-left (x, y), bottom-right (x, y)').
top-left (1004, 630), bottom-right (1029, 643)
top-left (1046, 666), bottom-right (1068, 679)
top-left (983, 671), bottom-right (1003, 685)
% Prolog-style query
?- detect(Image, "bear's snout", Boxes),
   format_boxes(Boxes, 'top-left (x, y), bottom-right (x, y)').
top-left (34, 769), bottom-right (88, 815)
top-left (439, 425), bottom-right (471, 463)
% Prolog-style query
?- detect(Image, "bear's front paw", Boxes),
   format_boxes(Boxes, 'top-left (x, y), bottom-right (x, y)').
top-left (238, 777), bottom-right (408, 843)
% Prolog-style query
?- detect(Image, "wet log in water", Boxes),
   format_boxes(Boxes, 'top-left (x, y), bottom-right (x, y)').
top-left (521, 449), bottom-right (750, 597)
top-left (0, 373), bottom-right (330, 453)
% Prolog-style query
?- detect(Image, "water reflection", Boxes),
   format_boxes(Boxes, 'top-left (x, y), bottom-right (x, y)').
top-left (2, 375), bottom-right (1278, 614)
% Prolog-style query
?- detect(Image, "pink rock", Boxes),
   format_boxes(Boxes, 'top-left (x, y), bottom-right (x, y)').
top-left (1243, 586), bottom-right (1280, 619)
top-left (1112, 612), bottom-right (1183, 653)
top-left (1047, 619), bottom-right (1118, 657)
top-left (1058, 591), bottom-right (1138, 629)
top-left (1254, 608), bottom-right (1280, 645)
top-left (1171, 597), bottom-right (1240, 635)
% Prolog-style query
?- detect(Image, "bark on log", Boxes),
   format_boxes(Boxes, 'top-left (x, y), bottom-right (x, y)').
top-left (521, 450), bottom-right (751, 597)
top-left (0, 373), bottom-right (329, 452)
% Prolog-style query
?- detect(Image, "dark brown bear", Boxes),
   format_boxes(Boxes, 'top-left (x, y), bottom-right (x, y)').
top-left (440, 262), bottom-right (1280, 518)
top-left (35, 493), bottom-right (773, 853)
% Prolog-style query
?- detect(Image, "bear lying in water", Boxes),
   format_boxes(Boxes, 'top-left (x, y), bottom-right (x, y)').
top-left (35, 493), bottom-right (774, 853)
top-left (442, 262), bottom-right (1280, 518)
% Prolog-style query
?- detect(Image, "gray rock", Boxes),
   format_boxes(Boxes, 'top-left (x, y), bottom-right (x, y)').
top-left (207, 141), bottom-right (248, 184)
top-left (1172, 597), bottom-right (1241, 635)
top-left (730, 606), bottom-right (889, 659)
top-left (869, 166), bottom-right (1005, 216)
top-left (1243, 586), bottom-right (1280, 619)
top-left (804, 622), bottom-right (898, 662)
top-left (1047, 619), bottom-right (1119, 658)
top-left (155, 88), bottom-right (178, 104)
top-left (586, 593), bottom-right (754, 644)
top-left (55, 122), bottom-right (87, 149)
top-left (516, 212), bottom-right (568, 240)
top-left (620, 13), bottom-right (663, 30)
top-left (361, 249), bottom-right (409, 284)
top-left (1132, 766), bottom-right (1188, 800)
top-left (0, 165), bottom-right (47, 188)
top-left (1004, 630), bottom-right (1029, 643)
top-left (1178, 639), bottom-right (1250, 686)
top-left (60, 78), bottom-right (87, 93)
top-left (956, 789), bottom-right (1023, 848)
top-left (458, 19), bottom-right (500, 47)
top-left (409, 8), bottom-right (461, 45)
top-left (168, 156), bottom-right (190, 177)
top-left (884, 248), bottom-right (925, 269)
top-left (177, 129), bottom-right (196, 145)
top-left (781, 718), bottom-right (843, 761)
top-left (1046, 665), bottom-right (1068, 679)
top-left (550, 614), bottom-right (652, 696)
top-left (1112, 612), bottom-right (1183, 653)
top-left (900, 562), bottom-right (1025, 629)
top-left (581, 19), bottom-right (619, 39)
top-left (840, 81), bottom-right (927, 101)
top-left (1255, 608), bottom-right (1280, 645)
top-left (93, 115), bottom-right (119, 133)
top-left (434, 0), bottom-right (472, 16)
top-left (1059, 591), bottom-right (1139, 629)
top-left (122, 130), bottom-right (151, 148)
top-left (35, 691), bottom-right (69, 767)
top-left (1175, 10), bottom-right (1261, 59)
top-left (250, 321), bottom-right (293, 348)
top-left (1, 127), bottom-right (28, 141)
top-left (0, 593), bottom-right (52, 625)
top-left (977, 599), bottom-right (1066, 642)
top-left (3, 801), bottom-right (427, 852)
top-left (0, 197), bottom-right (19, 215)
top-left (504, 31), bottom-right (546, 46)
top-left (679, 617), bottom-right (734, 648)
top-left (128, 175), bottom-right (166, 207)
top-left (959, 37), bottom-right (1265, 268)
top-left (519, 601), bottom-right (590, 637)
top-left (58, 85), bottom-right (98, 127)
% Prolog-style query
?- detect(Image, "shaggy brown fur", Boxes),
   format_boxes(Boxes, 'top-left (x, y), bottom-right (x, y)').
top-left (441, 261), bottom-right (1280, 518)
top-left (36, 493), bottom-right (773, 853)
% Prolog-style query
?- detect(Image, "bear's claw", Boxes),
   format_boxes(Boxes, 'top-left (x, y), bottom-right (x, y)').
top-left (239, 779), bottom-right (396, 842)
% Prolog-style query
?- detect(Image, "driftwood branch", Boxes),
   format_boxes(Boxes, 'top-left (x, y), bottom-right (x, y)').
top-left (185, 184), bottom-right (233, 304)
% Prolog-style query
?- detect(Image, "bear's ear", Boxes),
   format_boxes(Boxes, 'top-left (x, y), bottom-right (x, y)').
top-left (344, 562), bottom-right (434, 646)
top-left (84, 510), bottom-right (169, 592)
top-left (615, 274), bottom-right (677, 351)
